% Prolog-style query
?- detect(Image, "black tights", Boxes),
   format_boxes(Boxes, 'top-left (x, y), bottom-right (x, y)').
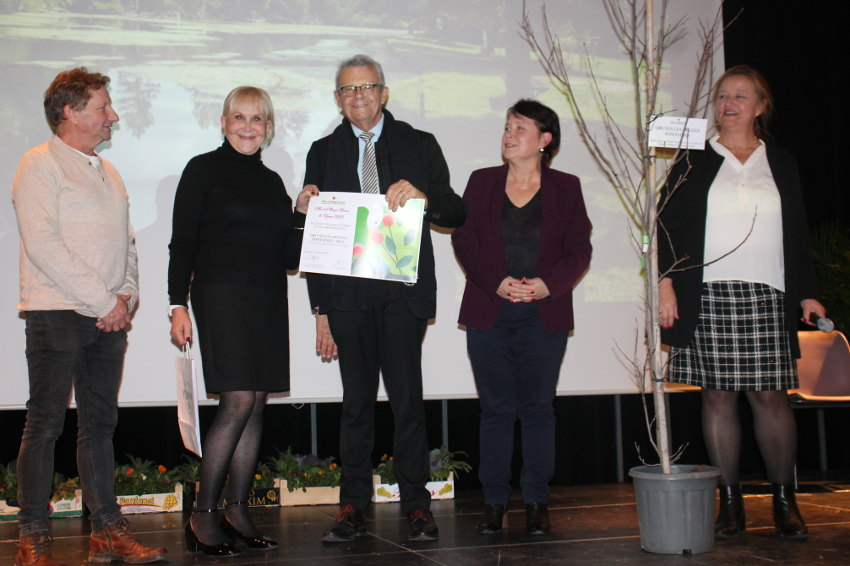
top-left (190, 391), bottom-right (267, 544)
top-left (701, 389), bottom-right (797, 486)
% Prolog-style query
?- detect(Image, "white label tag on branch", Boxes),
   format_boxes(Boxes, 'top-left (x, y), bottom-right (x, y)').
top-left (648, 116), bottom-right (707, 150)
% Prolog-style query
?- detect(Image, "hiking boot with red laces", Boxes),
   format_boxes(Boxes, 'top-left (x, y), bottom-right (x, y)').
top-left (321, 504), bottom-right (366, 542)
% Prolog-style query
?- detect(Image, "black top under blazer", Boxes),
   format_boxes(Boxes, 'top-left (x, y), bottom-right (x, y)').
top-left (452, 164), bottom-right (592, 334)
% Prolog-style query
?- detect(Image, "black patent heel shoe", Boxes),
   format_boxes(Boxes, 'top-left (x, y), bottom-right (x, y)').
top-left (185, 508), bottom-right (241, 557)
top-left (715, 484), bottom-right (745, 539)
top-left (222, 500), bottom-right (279, 550)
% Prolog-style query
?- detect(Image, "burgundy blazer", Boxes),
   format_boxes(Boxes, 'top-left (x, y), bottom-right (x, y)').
top-left (452, 164), bottom-right (592, 333)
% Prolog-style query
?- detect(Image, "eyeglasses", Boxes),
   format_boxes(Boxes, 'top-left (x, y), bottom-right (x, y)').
top-left (337, 83), bottom-right (383, 98)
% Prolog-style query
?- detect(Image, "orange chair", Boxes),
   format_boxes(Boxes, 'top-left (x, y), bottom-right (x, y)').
top-left (789, 331), bottom-right (850, 472)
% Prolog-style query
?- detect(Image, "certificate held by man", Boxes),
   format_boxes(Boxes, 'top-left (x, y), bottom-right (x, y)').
top-left (300, 192), bottom-right (424, 283)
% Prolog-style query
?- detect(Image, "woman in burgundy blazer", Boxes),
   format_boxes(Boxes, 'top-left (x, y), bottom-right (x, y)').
top-left (452, 100), bottom-right (592, 535)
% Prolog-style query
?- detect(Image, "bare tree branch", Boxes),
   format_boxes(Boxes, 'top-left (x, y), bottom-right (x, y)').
top-left (521, 0), bottom-right (724, 472)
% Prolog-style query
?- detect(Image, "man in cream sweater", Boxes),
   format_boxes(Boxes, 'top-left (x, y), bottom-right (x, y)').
top-left (11, 67), bottom-right (166, 566)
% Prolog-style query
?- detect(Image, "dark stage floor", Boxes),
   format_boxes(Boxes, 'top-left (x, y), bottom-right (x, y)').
top-left (2, 480), bottom-right (850, 565)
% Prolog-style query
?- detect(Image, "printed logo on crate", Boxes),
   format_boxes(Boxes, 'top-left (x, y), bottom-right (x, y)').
top-left (49, 490), bottom-right (83, 518)
top-left (371, 473), bottom-right (454, 503)
top-left (118, 484), bottom-right (183, 515)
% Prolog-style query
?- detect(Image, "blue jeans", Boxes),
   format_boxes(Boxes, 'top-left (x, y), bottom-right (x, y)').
top-left (467, 302), bottom-right (568, 505)
top-left (17, 310), bottom-right (126, 534)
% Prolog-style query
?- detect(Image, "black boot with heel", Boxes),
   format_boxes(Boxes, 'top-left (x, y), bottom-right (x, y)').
top-left (715, 484), bottom-right (745, 539)
top-left (771, 484), bottom-right (808, 541)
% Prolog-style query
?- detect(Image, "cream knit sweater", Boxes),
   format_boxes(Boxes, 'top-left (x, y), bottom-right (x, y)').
top-left (12, 136), bottom-right (138, 318)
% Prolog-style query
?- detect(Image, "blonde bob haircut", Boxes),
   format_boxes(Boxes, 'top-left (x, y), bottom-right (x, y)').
top-left (221, 86), bottom-right (275, 148)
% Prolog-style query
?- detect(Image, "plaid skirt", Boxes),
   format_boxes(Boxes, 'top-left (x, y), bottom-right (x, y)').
top-left (667, 280), bottom-right (798, 391)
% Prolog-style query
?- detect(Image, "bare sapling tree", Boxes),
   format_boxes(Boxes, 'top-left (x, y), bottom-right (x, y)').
top-left (521, 0), bottom-right (726, 473)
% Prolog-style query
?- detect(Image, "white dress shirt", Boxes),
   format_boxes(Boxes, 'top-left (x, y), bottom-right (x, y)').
top-left (703, 136), bottom-right (785, 291)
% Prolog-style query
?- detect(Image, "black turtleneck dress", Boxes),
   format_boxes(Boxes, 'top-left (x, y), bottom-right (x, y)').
top-left (168, 140), bottom-right (304, 393)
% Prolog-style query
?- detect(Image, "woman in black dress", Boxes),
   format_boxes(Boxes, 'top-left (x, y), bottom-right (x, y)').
top-left (168, 86), bottom-right (311, 556)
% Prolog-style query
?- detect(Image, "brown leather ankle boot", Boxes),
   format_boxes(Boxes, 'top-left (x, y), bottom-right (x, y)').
top-left (15, 533), bottom-right (66, 566)
top-left (88, 518), bottom-right (168, 563)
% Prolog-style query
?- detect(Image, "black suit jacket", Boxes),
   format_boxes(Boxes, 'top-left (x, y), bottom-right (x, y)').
top-left (658, 142), bottom-right (818, 357)
top-left (452, 164), bottom-right (592, 333)
top-left (304, 110), bottom-right (465, 319)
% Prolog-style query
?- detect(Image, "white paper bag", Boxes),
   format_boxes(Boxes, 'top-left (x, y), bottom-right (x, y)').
top-left (176, 345), bottom-right (203, 457)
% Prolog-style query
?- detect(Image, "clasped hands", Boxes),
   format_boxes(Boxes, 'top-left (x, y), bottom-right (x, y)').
top-left (96, 294), bottom-right (132, 332)
top-left (497, 277), bottom-right (550, 302)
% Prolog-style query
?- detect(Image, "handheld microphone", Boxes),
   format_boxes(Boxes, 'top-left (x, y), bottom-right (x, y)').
top-left (810, 314), bottom-right (834, 333)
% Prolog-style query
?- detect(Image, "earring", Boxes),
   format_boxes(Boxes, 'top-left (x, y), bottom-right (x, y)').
top-left (539, 147), bottom-right (544, 153)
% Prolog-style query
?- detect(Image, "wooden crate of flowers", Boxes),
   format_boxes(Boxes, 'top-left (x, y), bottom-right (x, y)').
top-left (173, 456), bottom-right (281, 509)
top-left (1, 463), bottom-right (83, 521)
top-left (268, 449), bottom-right (341, 507)
top-left (372, 447), bottom-right (471, 503)
top-left (49, 476), bottom-right (83, 518)
top-left (115, 457), bottom-right (182, 514)
top-left (235, 462), bottom-right (280, 507)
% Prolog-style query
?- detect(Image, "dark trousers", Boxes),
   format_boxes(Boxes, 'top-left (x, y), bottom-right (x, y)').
top-left (17, 310), bottom-right (126, 534)
top-left (328, 299), bottom-right (430, 513)
top-left (467, 302), bottom-right (568, 505)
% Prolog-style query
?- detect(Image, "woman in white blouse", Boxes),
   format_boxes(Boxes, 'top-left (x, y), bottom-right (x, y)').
top-left (658, 66), bottom-right (826, 541)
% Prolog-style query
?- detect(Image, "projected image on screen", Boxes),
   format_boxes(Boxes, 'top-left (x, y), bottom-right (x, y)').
top-left (0, 0), bottom-right (722, 407)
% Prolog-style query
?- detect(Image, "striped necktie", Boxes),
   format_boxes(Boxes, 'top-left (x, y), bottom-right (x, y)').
top-left (359, 131), bottom-right (379, 194)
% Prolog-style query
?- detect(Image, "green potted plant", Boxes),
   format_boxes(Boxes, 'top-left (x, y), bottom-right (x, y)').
top-left (49, 474), bottom-right (83, 518)
top-left (811, 221), bottom-right (850, 336)
top-left (0, 462), bottom-right (19, 520)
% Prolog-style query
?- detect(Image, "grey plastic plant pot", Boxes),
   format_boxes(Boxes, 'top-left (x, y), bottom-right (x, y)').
top-left (629, 464), bottom-right (720, 555)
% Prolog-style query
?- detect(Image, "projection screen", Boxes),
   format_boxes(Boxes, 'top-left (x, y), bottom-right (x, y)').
top-left (0, 0), bottom-right (723, 408)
